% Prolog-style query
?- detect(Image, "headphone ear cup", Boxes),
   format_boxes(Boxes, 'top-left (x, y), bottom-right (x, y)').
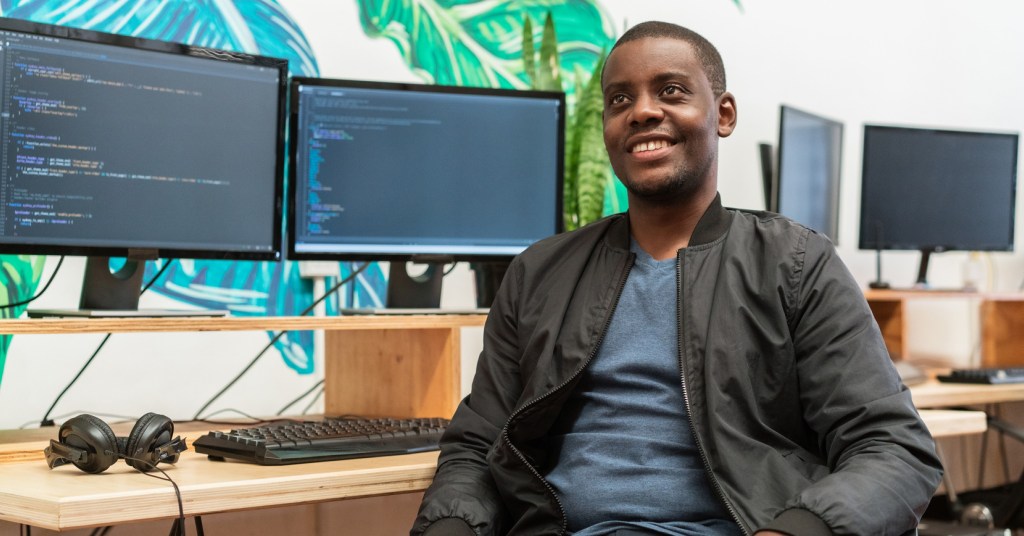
top-left (124, 412), bottom-right (174, 472)
top-left (59, 414), bottom-right (119, 474)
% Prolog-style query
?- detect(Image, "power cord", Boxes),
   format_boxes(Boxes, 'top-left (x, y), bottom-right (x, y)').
top-left (38, 261), bottom-right (171, 427)
top-left (191, 263), bottom-right (370, 421)
top-left (0, 256), bottom-right (64, 310)
top-left (21, 411), bottom-right (136, 430)
top-left (301, 385), bottom-right (325, 415)
top-left (118, 452), bottom-right (197, 536)
top-left (276, 379), bottom-right (324, 415)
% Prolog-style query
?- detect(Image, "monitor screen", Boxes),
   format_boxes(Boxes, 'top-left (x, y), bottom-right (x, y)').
top-left (0, 18), bottom-right (287, 261)
top-left (775, 105), bottom-right (843, 243)
top-left (859, 125), bottom-right (1018, 287)
top-left (287, 78), bottom-right (564, 264)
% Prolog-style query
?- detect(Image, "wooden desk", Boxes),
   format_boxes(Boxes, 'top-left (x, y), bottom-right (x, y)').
top-left (910, 378), bottom-right (1024, 408)
top-left (0, 409), bottom-right (985, 530)
top-left (864, 289), bottom-right (1024, 366)
top-left (0, 449), bottom-right (438, 531)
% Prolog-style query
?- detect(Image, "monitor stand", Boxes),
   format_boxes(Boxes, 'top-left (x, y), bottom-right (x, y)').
top-left (470, 261), bottom-right (510, 308)
top-left (27, 257), bottom-right (228, 318)
top-left (889, 248), bottom-right (969, 293)
top-left (340, 261), bottom-right (489, 316)
top-left (913, 247), bottom-right (935, 288)
top-left (386, 261), bottom-right (444, 309)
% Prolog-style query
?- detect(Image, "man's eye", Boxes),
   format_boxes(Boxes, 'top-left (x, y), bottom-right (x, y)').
top-left (663, 85), bottom-right (684, 95)
top-left (609, 94), bottom-right (627, 105)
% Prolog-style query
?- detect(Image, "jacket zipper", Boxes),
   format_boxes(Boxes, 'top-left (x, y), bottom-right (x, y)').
top-left (499, 252), bottom-right (634, 535)
top-left (676, 250), bottom-right (750, 536)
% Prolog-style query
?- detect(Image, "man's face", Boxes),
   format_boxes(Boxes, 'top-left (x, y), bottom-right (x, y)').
top-left (602, 37), bottom-right (735, 203)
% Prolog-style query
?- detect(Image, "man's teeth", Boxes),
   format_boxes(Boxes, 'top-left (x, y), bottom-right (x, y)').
top-left (632, 140), bottom-right (671, 153)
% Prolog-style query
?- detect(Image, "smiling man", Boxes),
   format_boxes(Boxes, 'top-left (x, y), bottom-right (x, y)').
top-left (412, 21), bottom-right (942, 536)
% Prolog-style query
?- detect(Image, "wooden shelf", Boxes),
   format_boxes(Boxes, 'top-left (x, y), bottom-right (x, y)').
top-left (864, 290), bottom-right (1024, 367)
top-left (0, 314), bottom-right (485, 335)
top-left (0, 313), bottom-right (486, 427)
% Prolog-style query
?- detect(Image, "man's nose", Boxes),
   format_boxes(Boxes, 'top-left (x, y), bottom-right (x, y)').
top-left (631, 93), bottom-right (665, 125)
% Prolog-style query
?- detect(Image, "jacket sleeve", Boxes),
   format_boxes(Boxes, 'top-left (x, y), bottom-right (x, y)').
top-left (770, 231), bottom-right (943, 535)
top-left (411, 258), bottom-right (526, 536)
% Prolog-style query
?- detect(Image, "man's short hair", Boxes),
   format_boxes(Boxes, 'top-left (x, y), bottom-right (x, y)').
top-left (606, 21), bottom-right (727, 96)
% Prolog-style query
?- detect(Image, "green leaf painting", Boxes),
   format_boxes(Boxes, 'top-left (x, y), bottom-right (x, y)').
top-left (356, 0), bottom-right (614, 90)
top-left (0, 255), bottom-right (45, 383)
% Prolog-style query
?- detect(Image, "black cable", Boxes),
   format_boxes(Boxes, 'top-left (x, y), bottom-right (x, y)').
top-left (192, 407), bottom-right (265, 422)
top-left (442, 262), bottom-right (458, 276)
top-left (301, 385), bottom-right (325, 415)
top-left (191, 263), bottom-right (370, 421)
top-left (195, 516), bottom-right (204, 536)
top-left (1, 256), bottom-right (65, 310)
top-left (115, 453), bottom-right (184, 536)
top-left (22, 411), bottom-right (136, 430)
top-left (39, 262), bottom-right (171, 427)
top-left (276, 379), bottom-right (324, 415)
top-left (89, 526), bottom-right (113, 536)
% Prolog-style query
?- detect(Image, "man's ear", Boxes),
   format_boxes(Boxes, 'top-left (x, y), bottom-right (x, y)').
top-left (717, 91), bottom-right (737, 137)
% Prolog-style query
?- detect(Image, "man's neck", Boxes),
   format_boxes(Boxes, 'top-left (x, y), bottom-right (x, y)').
top-left (628, 187), bottom-right (717, 261)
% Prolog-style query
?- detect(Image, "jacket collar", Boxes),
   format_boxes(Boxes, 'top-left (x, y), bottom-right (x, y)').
top-left (606, 192), bottom-right (732, 250)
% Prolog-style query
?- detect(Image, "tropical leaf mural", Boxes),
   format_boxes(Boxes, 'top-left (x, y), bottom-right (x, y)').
top-left (357, 0), bottom-right (614, 92)
top-left (0, 0), bottom-right (334, 379)
top-left (0, 255), bottom-right (45, 384)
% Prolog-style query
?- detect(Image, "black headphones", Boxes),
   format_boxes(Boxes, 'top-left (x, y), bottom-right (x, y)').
top-left (44, 413), bottom-right (186, 474)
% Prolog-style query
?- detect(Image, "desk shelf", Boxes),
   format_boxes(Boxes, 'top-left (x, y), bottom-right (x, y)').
top-left (0, 315), bottom-right (487, 419)
top-left (864, 289), bottom-right (1024, 367)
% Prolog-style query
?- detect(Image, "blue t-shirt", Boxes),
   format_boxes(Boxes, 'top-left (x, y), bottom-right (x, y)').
top-left (543, 242), bottom-right (741, 536)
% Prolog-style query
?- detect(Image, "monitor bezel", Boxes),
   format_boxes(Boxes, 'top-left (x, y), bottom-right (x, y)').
top-left (0, 17), bottom-right (289, 262)
top-left (857, 124), bottom-right (1019, 253)
top-left (774, 104), bottom-right (844, 243)
top-left (285, 76), bottom-right (566, 263)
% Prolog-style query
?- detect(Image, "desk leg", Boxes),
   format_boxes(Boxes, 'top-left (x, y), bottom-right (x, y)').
top-left (322, 328), bottom-right (461, 418)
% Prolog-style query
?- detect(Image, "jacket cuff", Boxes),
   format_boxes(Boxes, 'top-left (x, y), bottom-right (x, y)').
top-left (758, 508), bottom-right (832, 535)
top-left (421, 517), bottom-right (475, 536)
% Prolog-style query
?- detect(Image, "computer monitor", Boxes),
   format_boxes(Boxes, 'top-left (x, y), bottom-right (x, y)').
top-left (287, 78), bottom-right (565, 309)
top-left (859, 125), bottom-right (1019, 287)
top-left (0, 18), bottom-right (288, 315)
top-left (773, 105), bottom-right (844, 243)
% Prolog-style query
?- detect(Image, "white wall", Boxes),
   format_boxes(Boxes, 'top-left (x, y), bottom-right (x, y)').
top-left (1, 0), bottom-right (1022, 429)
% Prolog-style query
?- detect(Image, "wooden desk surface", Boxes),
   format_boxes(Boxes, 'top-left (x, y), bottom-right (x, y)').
top-left (0, 408), bottom-right (986, 530)
top-left (0, 449), bottom-right (438, 531)
top-left (910, 379), bottom-right (1024, 408)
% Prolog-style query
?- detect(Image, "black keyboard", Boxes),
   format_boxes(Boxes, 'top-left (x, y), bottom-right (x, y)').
top-left (936, 367), bottom-right (1024, 385)
top-left (192, 417), bottom-right (449, 465)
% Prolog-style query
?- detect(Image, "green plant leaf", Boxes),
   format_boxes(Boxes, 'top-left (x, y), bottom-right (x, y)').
top-left (357, 0), bottom-right (614, 90)
top-left (572, 53), bottom-right (608, 228)
top-left (534, 12), bottom-right (562, 92)
top-left (522, 15), bottom-right (536, 86)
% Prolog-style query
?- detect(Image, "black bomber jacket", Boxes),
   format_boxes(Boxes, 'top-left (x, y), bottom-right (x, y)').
top-left (412, 195), bottom-right (943, 536)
